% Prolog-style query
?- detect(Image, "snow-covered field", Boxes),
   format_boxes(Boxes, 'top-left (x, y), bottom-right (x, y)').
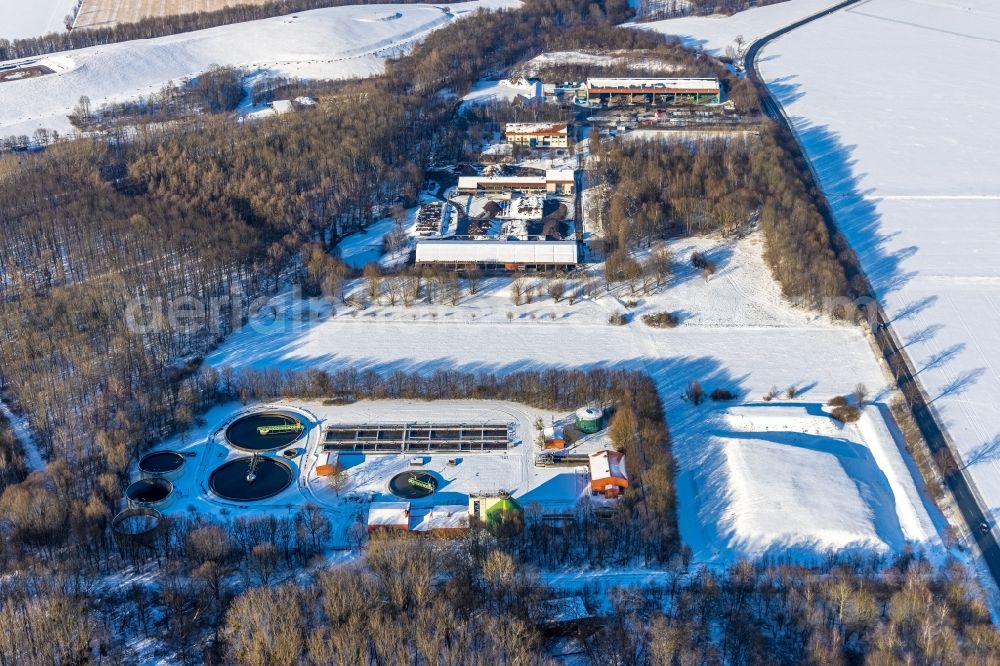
top-left (632, 0), bottom-right (841, 54)
top-left (756, 0), bottom-right (1000, 524)
top-left (0, 0), bottom-right (519, 138)
top-left (176, 227), bottom-right (951, 563)
top-left (0, 0), bottom-right (76, 40)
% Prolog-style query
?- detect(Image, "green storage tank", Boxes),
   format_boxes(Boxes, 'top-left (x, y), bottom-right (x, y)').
top-left (575, 406), bottom-right (604, 434)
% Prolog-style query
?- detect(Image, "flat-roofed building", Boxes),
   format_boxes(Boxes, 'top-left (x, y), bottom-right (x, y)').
top-left (505, 122), bottom-right (570, 148)
top-left (415, 239), bottom-right (578, 272)
top-left (409, 505), bottom-right (470, 534)
top-left (367, 502), bottom-right (411, 533)
top-left (456, 169), bottom-right (575, 195)
top-left (577, 77), bottom-right (720, 107)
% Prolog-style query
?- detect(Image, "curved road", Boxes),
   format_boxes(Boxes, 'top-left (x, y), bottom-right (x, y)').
top-left (744, 0), bottom-right (1000, 589)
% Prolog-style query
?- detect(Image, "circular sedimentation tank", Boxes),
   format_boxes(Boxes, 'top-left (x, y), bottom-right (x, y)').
top-left (138, 450), bottom-right (186, 480)
top-left (125, 477), bottom-right (174, 509)
top-left (209, 456), bottom-right (293, 502)
top-left (225, 412), bottom-right (306, 452)
top-left (388, 470), bottom-right (438, 499)
top-left (112, 507), bottom-right (162, 544)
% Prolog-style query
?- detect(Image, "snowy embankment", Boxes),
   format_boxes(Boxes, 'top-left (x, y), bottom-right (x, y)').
top-left (0, 0), bottom-right (520, 139)
top-left (756, 0), bottom-right (1000, 523)
top-left (0, 0), bottom-right (77, 40)
top-left (630, 0), bottom-right (842, 55)
top-left (679, 403), bottom-right (943, 562)
top-left (196, 231), bottom-right (946, 564)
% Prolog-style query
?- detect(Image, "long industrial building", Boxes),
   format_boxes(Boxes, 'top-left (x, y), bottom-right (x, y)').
top-left (415, 239), bottom-right (578, 272)
top-left (576, 77), bottom-right (721, 107)
top-left (456, 169), bottom-right (575, 195)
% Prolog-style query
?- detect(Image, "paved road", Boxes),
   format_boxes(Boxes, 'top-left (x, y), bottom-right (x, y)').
top-left (744, 0), bottom-right (1000, 589)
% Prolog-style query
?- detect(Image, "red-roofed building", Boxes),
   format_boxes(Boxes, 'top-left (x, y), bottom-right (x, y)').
top-left (589, 450), bottom-right (628, 499)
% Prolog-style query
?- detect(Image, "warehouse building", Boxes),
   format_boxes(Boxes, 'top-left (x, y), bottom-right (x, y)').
top-left (456, 169), bottom-right (575, 195)
top-left (415, 239), bottom-right (578, 272)
top-left (505, 122), bottom-right (570, 148)
top-left (576, 77), bottom-right (720, 107)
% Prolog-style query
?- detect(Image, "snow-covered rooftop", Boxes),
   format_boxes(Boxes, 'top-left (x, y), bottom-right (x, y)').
top-left (415, 239), bottom-right (578, 265)
top-left (505, 122), bottom-right (568, 135)
top-left (367, 502), bottom-right (410, 528)
top-left (545, 169), bottom-right (574, 182)
top-left (457, 169), bottom-right (573, 192)
top-left (457, 175), bottom-right (546, 190)
top-left (589, 450), bottom-right (626, 482)
top-left (409, 505), bottom-right (470, 531)
top-left (585, 77), bottom-right (719, 92)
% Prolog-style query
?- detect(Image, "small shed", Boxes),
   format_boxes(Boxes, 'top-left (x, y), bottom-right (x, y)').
top-left (543, 425), bottom-right (565, 449)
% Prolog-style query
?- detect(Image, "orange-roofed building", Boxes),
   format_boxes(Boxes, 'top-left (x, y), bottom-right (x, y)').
top-left (589, 450), bottom-right (628, 499)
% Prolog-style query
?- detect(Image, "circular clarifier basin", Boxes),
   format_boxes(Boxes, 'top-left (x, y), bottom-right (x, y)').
top-left (138, 451), bottom-right (186, 480)
top-left (225, 412), bottom-right (305, 452)
top-left (209, 456), bottom-right (293, 502)
top-left (388, 471), bottom-right (438, 499)
top-left (112, 507), bottom-right (162, 539)
top-left (125, 477), bottom-right (174, 509)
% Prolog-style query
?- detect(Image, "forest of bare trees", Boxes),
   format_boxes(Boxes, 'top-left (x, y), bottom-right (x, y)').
top-left (215, 538), bottom-right (1000, 665)
top-left (589, 132), bottom-right (849, 307)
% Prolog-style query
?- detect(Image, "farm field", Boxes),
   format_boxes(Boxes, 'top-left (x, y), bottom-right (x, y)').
top-left (75, 0), bottom-right (273, 30)
top-left (0, 0), bottom-right (77, 40)
top-left (755, 0), bottom-right (1000, 525)
top-left (0, 0), bottom-right (519, 140)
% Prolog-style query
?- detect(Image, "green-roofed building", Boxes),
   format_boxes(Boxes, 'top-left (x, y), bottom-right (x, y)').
top-left (470, 492), bottom-right (524, 536)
